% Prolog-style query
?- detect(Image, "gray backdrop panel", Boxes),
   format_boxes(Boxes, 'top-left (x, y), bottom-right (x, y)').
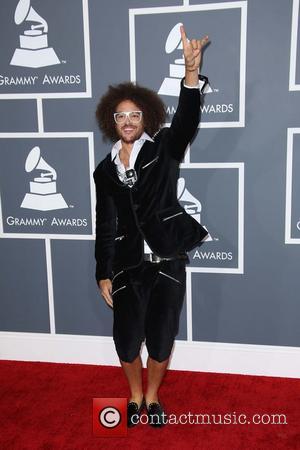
top-left (0, 0), bottom-right (299, 351)
top-left (0, 238), bottom-right (49, 332)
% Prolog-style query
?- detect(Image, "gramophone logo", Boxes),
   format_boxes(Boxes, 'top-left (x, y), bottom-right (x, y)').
top-left (20, 146), bottom-right (68, 211)
top-left (177, 177), bottom-right (213, 241)
top-left (10, 0), bottom-right (60, 68)
top-left (158, 23), bottom-right (213, 97)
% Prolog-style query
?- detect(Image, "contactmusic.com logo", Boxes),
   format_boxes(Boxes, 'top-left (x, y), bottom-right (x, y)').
top-left (93, 398), bottom-right (128, 437)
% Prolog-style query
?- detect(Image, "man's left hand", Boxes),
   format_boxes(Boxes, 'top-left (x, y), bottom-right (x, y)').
top-left (180, 24), bottom-right (209, 72)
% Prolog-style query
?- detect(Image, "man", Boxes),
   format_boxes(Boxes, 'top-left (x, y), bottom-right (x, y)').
top-left (93, 25), bottom-right (209, 428)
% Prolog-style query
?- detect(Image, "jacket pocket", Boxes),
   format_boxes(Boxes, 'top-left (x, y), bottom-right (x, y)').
top-left (141, 156), bottom-right (159, 170)
top-left (161, 211), bottom-right (184, 222)
top-left (156, 204), bottom-right (185, 223)
top-left (155, 204), bottom-right (207, 252)
top-left (115, 234), bottom-right (126, 241)
top-left (111, 269), bottom-right (127, 298)
top-left (158, 270), bottom-right (182, 284)
top-left (112, 285), bottom-right (127, 296)
top-left (112, 269), bottom-right (124, 282)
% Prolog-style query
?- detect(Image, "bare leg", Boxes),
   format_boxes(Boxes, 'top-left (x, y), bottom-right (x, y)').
top-left (145, 355), bottom-right (170, 407)
top-left (120, 354), bottom-right (144, 406)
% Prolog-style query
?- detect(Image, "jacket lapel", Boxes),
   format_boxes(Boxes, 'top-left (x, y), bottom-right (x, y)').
top-left (103, 154), bottom-right (124, 187)
top-left (133, 140), bottom-right (157, 180)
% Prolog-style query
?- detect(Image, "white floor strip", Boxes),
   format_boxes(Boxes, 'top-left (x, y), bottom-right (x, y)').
top-left (0, 332), bottom-right (299, 378)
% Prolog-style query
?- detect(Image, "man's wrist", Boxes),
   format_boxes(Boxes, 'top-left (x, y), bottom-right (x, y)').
top-left (185, 66), bottom-right (199, 72)
top-left (185, 65), bottom-right (199, 72)
top-left (183, 74), bottom-right (210, 93)
top-left (183, 81), bottom-right (200, 89)
top-left (184, 68), bottom-right (200, 87)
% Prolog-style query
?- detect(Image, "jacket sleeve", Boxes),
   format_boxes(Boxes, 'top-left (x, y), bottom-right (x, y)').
top-left (166, 75), bottom-right (208, 162)
top-left (93, 167), bottom-right (117, 283)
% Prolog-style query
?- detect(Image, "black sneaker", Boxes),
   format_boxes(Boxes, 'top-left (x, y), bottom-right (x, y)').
top-left (146, 401), bottom-right (168, 427)
top-left (127, 397), bottom-right (145, 427)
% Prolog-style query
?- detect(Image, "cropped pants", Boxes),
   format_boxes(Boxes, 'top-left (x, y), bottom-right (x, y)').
top-left (111, 258), bottom-right (187, 363)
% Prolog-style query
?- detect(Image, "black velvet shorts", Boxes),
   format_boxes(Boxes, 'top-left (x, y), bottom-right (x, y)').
top-left (111, 259), bottom-right (187, 363)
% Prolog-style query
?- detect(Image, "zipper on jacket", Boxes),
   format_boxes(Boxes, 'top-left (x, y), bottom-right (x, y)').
top-left (115, 234), bottom-right (125, 241)
top-left (158, 271), bottom-right (182, 284)
top-left (162, 211), bottom-right (184, 221)
top-left (141, 156), bottom-right (159, 169)
top-left (112, 270), bottom-right (124, 282)
top-left (112, 285), bottom-right (127, 296)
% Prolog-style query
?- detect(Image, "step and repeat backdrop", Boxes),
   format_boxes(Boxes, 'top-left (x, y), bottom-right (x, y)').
top-left (0, 0), bottom-right (299, 363)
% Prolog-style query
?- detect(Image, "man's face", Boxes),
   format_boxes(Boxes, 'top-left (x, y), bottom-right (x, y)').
top-left (114, 100), bottom-right (144, 144)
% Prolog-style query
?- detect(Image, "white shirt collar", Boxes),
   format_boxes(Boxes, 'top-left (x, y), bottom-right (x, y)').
top-left (111, 131), bottom-right (154, 161)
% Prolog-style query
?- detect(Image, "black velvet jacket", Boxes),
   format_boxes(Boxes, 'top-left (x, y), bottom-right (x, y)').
top-left (93, 77), bottom-right (209, 282)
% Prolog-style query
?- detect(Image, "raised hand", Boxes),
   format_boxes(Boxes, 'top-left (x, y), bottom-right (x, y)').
top-left (180, 24), bottom-right (209, 72)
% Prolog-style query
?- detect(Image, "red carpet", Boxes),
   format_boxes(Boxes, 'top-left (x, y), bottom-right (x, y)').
top-left (0, 360), bottom-right (299, 449)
